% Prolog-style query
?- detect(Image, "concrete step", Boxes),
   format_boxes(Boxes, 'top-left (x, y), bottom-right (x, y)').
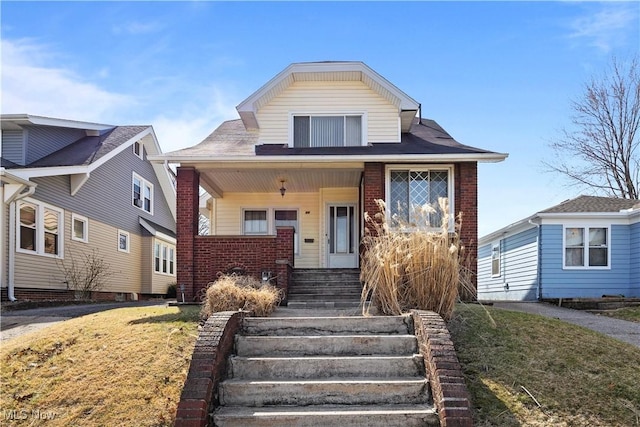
top-left (286, 301), bottom-right (362, 309)
top-left (228, 355), bottom-right (425, 380)
top-left (212, 404), bottom-right (440, 427)
top-left (287, 294), bottom-right (362, 301)
top-left (243, 316), bottom-right (412, 336)
top-left (236, 334), bottom-right (418, 356)
top-left (219, 378), bottom-right (429, 406)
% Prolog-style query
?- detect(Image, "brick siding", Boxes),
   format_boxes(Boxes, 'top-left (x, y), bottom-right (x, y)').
top-left (454, 162), bottom-right (478, 297)
top-left (412, 310), bottom-right (473, 427)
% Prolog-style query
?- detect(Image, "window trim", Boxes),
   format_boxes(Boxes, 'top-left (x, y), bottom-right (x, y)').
top-left (132, 172), bottom-right (154, 214)
top-left (384, 164), bottom-right (455, 231)
top-left (133, 141), bottom-right (143, 159)
top-left (153, 239), bottom-right (176, 276)
top-left (16, 198), bottom-right (64, 258)
top-left (562, 225), bottom-right (611, 270)
top-left (241, 207), bottom-right (301, 255)
top-left (491, 242), bottom-right (501, 277)
top-left (71, 213), bottom-right (89, 243)
top-left (118, 230), bottom-right (130, 253)
top-left (289, 112), bottom-right (367, 148)
top-left (242, 209), bottom-right (269, 235)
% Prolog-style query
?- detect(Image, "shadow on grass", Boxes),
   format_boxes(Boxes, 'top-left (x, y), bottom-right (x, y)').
top-left (464, 376), bottom-right (523, 427)
top-left (127, 305), bottom-right (202, 325)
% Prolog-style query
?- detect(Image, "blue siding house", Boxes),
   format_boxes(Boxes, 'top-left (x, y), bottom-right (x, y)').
top-left (478, 196), bottom-right (640, 301)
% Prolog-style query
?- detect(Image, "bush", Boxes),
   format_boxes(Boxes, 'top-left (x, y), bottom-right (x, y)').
top-left (360, 199), bottom-right (470, 321)
top-left (200, 274), bottom-right (282, 319)
top-left (165, 282), bottom-right (177, 299)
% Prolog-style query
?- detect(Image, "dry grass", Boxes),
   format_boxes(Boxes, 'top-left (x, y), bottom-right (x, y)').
top-left (360, 199), bottom-right (469, 320)
top-left (449, 303), bottom-right (640, 426)
top-left (200, 274), bottom-right (282, 318)
top-left (0, 305), bottom-right (200, 426)
top-left (595, 306), bottom-right (640, 323)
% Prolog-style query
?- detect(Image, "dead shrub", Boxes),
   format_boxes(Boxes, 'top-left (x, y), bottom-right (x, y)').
top-left (360, 199), bottom-right (471, 321)
top-left (200, 274), bottom-right (282, 319)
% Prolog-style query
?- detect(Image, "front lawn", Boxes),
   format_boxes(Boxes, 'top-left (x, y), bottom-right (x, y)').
top-left (0, 305), bottom-right (200, 426)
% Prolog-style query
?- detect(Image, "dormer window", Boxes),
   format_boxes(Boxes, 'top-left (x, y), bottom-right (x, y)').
top-left (292, 114), bottom-right (363, 148)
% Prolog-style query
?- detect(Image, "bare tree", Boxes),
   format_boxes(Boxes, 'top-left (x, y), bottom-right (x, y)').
top-left (57, 248), bottom-right (114, 300)
top-left (545, 56), bottom-right (639, 199)
top-left (198, 213), bottom-right (210, 236)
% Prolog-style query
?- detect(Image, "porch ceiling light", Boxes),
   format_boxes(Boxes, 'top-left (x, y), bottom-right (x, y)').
top-left (279, 180), bottom-right (286, 197)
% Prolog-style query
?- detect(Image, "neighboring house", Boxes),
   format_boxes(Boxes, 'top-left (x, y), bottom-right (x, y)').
top-left (151, 61), bottom-right (507, 301)
top-left (1, 115), bottom-right (177, 301)
top-left (478, 195), bottom-right (640, 301)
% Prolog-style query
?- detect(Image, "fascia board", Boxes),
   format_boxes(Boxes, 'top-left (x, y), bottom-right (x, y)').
top-left (1, 114), bottom-right (112, 131)
top-left (537, 212), bottom-right (636, 225)
top-left (478, 214), bottom-right (537, 246)
top-left (148, 152), bottom-right (509, 164)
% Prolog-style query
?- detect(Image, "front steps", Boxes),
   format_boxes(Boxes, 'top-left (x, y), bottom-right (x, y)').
top-left (287, 268), bottom-right (363, 308)
top-left (213, 316), bottom-right (439, 427)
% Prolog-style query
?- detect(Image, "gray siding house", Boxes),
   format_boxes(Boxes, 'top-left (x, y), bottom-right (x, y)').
top-left (1, 115), bottom-right (176, 301)
top-left (478, 196), bottom-right (640, 301)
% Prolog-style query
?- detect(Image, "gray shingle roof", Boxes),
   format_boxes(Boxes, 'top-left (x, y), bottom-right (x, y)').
top-left (166, 117), bottom-right (493, 157)
top-left (26, 126), bottom-right (148, 168)
top-left (540, 195), bottom-right (639, 213)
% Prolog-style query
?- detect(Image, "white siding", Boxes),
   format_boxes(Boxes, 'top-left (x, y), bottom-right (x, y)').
top-left (257, 81), bottom-right (400, 144)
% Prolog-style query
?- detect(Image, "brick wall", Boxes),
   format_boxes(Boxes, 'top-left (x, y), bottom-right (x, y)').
top-left (412, 310), bottom-right (473, 427)
top-left (192, 227), bottom-right (294, 301)
top-left (176, 167), bottom-right (200, 301)
top-left (363, 162), bottom-right (384, 236)
top-left (174, 311), bottom-right (245, 427)
top-left (454, 162), bottom-right (478, 297)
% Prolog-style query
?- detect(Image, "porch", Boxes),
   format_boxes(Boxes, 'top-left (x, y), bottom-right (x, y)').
top-left (175, 164), bottom-right (384, 301)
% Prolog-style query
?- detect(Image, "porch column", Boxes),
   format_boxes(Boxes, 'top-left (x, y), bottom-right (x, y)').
top-left (455, 162), bottom-right (478, 299)
top-left (275, 226), bottom-right (295, 303)
top-left (176, 166), bottom-right (200, 301)
top-left (363, 162), bottom-right (385, 236)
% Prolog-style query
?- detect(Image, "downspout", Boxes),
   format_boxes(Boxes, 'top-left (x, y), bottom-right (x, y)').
top-left (7, 185), bottom-right (36, 301)
top-left (528, 218), bottom-right (542, 301)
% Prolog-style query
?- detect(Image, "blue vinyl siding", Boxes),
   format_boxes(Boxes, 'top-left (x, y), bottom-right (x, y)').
top-left (630, 221), bottom-right (640, 295)
top-left (1, 130), bottom-right (25, 165)
top-left (30, 147), bottom-right (175, 236)
top-left (540, 224), bottom-right (637, 298)
top-left (478, 226), bottom-right (539, 301)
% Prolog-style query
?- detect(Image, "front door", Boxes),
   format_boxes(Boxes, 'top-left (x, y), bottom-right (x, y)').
top-left (327, 204), bottom-right (358, 268)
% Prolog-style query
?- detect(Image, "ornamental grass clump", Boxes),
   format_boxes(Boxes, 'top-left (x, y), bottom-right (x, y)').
top-left (201, 274), bottom-right (282, 318)
top-left (360, 199), bottom-right (470, 321)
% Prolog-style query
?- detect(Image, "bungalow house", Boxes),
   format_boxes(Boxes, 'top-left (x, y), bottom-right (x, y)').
top-left (1, 115), bottom-right (177, 301)
top-left (478, 195), bottom-right (640, 301)
top-left (151, 61), bottom-right (507, 302)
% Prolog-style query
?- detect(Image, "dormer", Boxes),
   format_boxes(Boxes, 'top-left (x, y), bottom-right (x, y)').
top-left (236, 62), bottom-right (420, 146)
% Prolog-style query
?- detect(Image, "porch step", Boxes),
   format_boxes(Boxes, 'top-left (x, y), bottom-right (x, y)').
top-left (288, 268), bottom-right (363, 307)
top-left (213, 315), bottom-right (438, 427)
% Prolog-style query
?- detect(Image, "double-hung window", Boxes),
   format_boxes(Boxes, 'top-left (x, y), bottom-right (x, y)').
top-left (17, 200), bottom-right (63, 257)
top-left (293, 114), bottom-right (363, 147)
top-left (564, 226), bottom-right (609, 268)
top-left (275, 210), bottom-right (299, 254)
top-left (387, 166), bottom-right (453, 229)
top-left (154, 240), bottom-right (176, 275)
top-left (242, 209), bottom-right (300, 254)
top-left (243, 210), bottom-right (268, 234)
top-left (132, 173), bottom-right (153, 214)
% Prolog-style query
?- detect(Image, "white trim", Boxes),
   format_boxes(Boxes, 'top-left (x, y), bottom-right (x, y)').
top-left (133, 141), bottom-right (143, 159)
top-left (491, 242), bottom-right (501, 277)
top-left (132, 172), bottom-right (154, 215)
top-left (562, 225), bottom-right (611, 270)
top-left (71, 213), bottom-right (89, 243)
top-left (242, 208), bottom-right (269, 235)
top-left (117, 230), bottom-right (130, 253)
top-left (149, 152), bottom-right (508, 164)
top-left (1, 114), bottom-right (112, 131)
top-left (384, 164), bottom-right (455, 232)
top-left (15, 198), bottom-right (64, 259)
top-left (153, 239), bottom-right (176, 276)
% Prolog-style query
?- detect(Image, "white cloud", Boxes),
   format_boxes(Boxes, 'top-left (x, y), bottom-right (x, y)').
top-left (1, 38), bottom-right (240, 153)
top-left (568, 4), bottom-right (639, 53)
top-left (1, 38), bottom-right (135, 122)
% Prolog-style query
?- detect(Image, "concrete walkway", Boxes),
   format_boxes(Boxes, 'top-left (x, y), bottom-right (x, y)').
top-left (492, 302), bottom-right (640, 348)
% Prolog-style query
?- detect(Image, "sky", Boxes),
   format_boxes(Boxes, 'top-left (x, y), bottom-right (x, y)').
top-left (1, 1), bottom-right (639, 237)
